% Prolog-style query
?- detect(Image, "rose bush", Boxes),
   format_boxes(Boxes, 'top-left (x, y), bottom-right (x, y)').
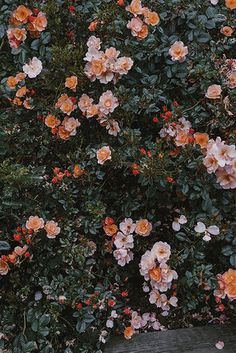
top-left (0, 0), bottom-right (236, 352)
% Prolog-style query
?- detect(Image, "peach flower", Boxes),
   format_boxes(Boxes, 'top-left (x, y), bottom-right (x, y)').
top-left (45, 114), bottom-right (61, 128)
top-left (55, 94), bottom-right (76, 115)
top-left (63, 117), bottom-right (80, 134)
top-left (7, 76), bottom-right (18, 89)
top-left (103, 224), bottom-right (118, 236)
top-left (16, 72), bottom-right (26, 81)
top-left (12, 5), bottom-right (32, 23)
top-left (227, 72), bottom-right (236, 89)
top-left (26, 216), bottom-right (44, 231)
top-left (115, 57), bottom-right (134, 75)
top-left (144, 11), bottom-right (160, 26)
top-left (14, 245), bottom-right (28, 256)
top-left (124, 326), bottom-right (134, 340)
top-left (205, 84), bottom-right (222, 99)
top-left (65, 76), bottom-right (78, 91)
top-left (78, 94), bottom-right (94, 113)
top-left (29, 12), bottom-right (47, 32)
top-left (169, 41), bottom-right (188, 62)
top-left (220, 26), bottom-right (234, 36)
top-left (175, 130), bottom-right (190, 147)
top-left (98, 90), bottom-right (119, 115)
top-left (137, 24), bottom-right (149, 40)
top-left (7, 28), bottom-right (27, 48)
top-left (58, 126), bottom-right (71, 140)
top-left (194, 132), bottom-right (209, 149)
top-left (73, 164), bottom-right (85, 178)
top-left (225, 0), bottom-right (236, 9)
top-left (44, 220), bottom-right (61, 239)
top-left (16, 86), bottom-right (27, 98)
top-left (149, 267), bottom-right (162, 282)
top-left (135, 219), bottom-right (152, 236)
top-left (96, 146), bottom-right (112, 165)
top-left (126, 0), bottom-right (143, 16)
top-left (0, 259), bottom-right (9, 275)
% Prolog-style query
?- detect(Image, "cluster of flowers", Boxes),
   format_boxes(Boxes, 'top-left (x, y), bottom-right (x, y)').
top-left (159, 117), bottom-right (194, 147)
top-left (7, 57), bottom-right (43, 109)
top-left (45, 113), bottom-right (80, 141)
top-left (139, 241), bottom-right (178, 315)
top-left (0, 216), bottom-right (60, 276)
top-left (124, 311), bottom-right (164, 340)
top-left (172, 214), bottom-right (220, 242)
top-left (78, 90), bottom-right (120, 136)
top-left (214, 268), bottom-right (236, 301)
top-left (7, 5), bottom-right (47, 49)
top-left (84, 36), bottom-right (133, 84)
top-left (203, 137), bottom-right (236, 189)
top-left (103, 217), bottom-right (152, 266)
top-left (126, 0), bottom-right (160, 40)
top-left (51, 165), bottom-right (85, 184)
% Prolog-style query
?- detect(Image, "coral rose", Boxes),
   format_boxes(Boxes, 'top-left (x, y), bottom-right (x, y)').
top-left (13, 5), bottom-right (32, 23)
top-left (96, 146), bottom-right (112, 165)
top-left (225, 0), bottom-right (236, 9)
top-left (16, 86), bottom-right (27, 98)
top-left (58, 126), bottom-right (71, 140)
top-left (26, 216), bottom-right (44, 231)
top-left (149, 267), bottom-right (162, 282)
top-left (194, 132), bottom-right (209, 149)
top-left (220, 26), bottom-right (234, 36)
top-left (0, 259), bottom-right (9, 275)
top-left (205, 84), bottom-right (222, 99)
top-left (126, 0), bottom-right (143, 15)
top-left (103, 224), bottom-right (118, 236)
top-left (144, 11), bottom-right (160, 26)
top-left (30, 12), bottom-right (47, 32)
top-left (169, 41), bottom-right (188, 62)
top-left (7, 76), bottom-right (18, 89)
top-left (135, 219), bottom-right (152, 236)
top-left (45, 114), bottom-right (61, 128)
top-left (44, 220), bottom-right (61, 239)
top-left (65, 76), bottom-right (78, 91)
top-left (124, 326), bottom-right (134, 340)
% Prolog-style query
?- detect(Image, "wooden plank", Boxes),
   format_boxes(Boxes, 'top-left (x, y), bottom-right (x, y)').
top-left (105, 325), bottom-right (236, 353)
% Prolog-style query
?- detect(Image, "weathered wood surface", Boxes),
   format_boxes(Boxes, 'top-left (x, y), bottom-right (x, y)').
top-left (105, 325), bottom-right (236, 353)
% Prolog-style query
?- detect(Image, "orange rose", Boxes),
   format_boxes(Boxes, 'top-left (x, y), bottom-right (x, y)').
top-left (16, 86), bottom-right (27, 98)
top-left (194, 132), bottom-right (209, 149)
top-left (144, 11), bottom-right (160, 26)
top-left (7, 76), bottom-right (18, 89)
top-left (65, 76), bottom-right (78, 91)
top-left (126, 0), bottom-right (143, 16)
top-left (225, 284), bottom-right (236, 299)
top-left (124, 326), bottom-right (134, 340)
top-left (73, 164), bottom-right (85, 178)
top-left (58, 126), bottom-right (71, 140)
top-left (135, 219), bottom-right (152, 236)
top-left (45, 114), bottom-right (61, 128)
top-left (175, 130), bottom-right (190, 147)
top-left (30, 12), bottom-right (47, 32)
top-left (88, 20), bottom-right (98, 32)
top-left (13, 5), bottom-right (32, 23)
top-left (90, 60), bottom-right (106, 76)
top-left (96, 146), bottom-right (112, 165)
top-left (26, 215), bottom-right (44, 231)
top-left (0, 259), bottom-right (9, 275)
top-left (44, 220), bottom-right (61, 239)
top-left (149, 267), bottom-right (162, 282)
top-left (225, 0), bottom-right (236, 9)
top-left (137, 24), bottom-right (149, 40)
top-left (103, 224), bottom-right (118, 236)
top-left (220, 26), bottom-right (234, 37)
top-left (16, 72), bottom-right (26, 81)
top-left (222, 269), bottom-right (236, 285)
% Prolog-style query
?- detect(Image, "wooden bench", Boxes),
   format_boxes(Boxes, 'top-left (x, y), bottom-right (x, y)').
top-left (105, 324), bottom-right (236, 353)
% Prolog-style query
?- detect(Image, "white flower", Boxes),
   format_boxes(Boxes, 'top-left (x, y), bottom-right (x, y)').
top-left (119, 218), bottom-right (136, 235)
top-left (215, 341), bottom-right (224, 350)
top-left (172, 215), bottom-right (187, 231)
top-left (99, 330), bottom-right (108, 344)
top-left (210, 0), bottom-right (219, 5)
top-left (23, 57), bottom-right (42, 78)
top-left (114, 232), bottom-right (134, 249)
top-left (194, 222), bottom-right (220, 241)
top-left (106, 319), bottom-right (114, 328)
top-left (113, 248), bottom-right (133, 266)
